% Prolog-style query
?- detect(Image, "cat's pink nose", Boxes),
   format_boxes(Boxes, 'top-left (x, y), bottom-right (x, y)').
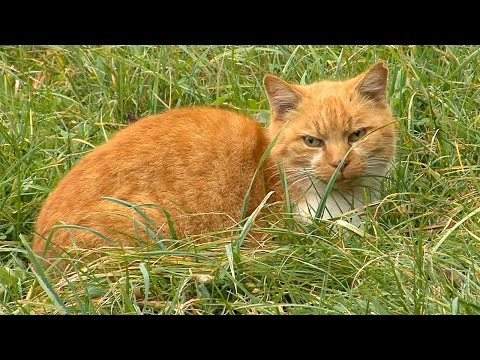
top-left (329, 159), bottom-right (350, 169)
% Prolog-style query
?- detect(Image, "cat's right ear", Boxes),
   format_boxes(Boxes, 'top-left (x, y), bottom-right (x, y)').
top-left (263, 75), bottom-right (303, 119)
top-left (354, 61), bottom-right (388, 105)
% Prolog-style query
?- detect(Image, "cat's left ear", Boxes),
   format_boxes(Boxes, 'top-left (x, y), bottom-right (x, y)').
top-left (264, 74), bottom-right (303, 119)
top-left (354, 61), bottom-right (388, 105)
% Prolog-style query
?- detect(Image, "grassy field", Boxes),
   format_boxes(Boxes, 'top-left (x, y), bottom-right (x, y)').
top-left (1, 45), bottom-right (479, 314)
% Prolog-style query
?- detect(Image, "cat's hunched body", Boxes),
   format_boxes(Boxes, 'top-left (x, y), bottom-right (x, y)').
top-left (33, 62), bottom-right (395, 256)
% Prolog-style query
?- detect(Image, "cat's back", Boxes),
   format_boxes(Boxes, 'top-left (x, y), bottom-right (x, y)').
top-left (118, 106), bottom-right (267, 159)
top-left (103, 107), bottom-right (269, 183)
top-left (119, 106), bottom-right (263, 142)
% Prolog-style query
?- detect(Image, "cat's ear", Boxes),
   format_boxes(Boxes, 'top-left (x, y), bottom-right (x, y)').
top-left (264, 74), bottom-right (303, 119)
top-left (354, 61), bottom-right (388, 105)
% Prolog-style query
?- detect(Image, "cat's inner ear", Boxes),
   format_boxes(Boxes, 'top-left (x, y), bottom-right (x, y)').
top-left (264, 75), bottom-right (303, 119)
top-left (354, 61), bottom-right (388, 105)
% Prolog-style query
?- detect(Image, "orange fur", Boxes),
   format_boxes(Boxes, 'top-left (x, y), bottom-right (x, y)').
top-left (33, 61), bottom-right (396, 257)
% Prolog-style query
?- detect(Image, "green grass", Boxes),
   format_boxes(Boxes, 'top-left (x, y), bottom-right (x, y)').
top-left (1, 45), bottom-right (480, 314)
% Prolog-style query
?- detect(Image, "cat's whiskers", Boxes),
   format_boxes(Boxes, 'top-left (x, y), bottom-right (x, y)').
top-left (271, 167), bottom-right (316, 189)
top-left (290, 170), bottom-right (326, 196)
top-left (265, 165), bottom-right (319, 194)
top-left (287, 175), bottom-right (315, 190)
top-left (363, 158), bottom-right (393, 176)
top-left (265, 166), bottom-right (307, 184)
top-left (350, 146), bottom-right (393, 178)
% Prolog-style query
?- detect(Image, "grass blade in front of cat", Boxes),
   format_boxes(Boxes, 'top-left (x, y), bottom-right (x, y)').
top-left (102, 196), bottom-right (166, 242)
top-left (236, 191), bottom-right (274, 250)
top-left (239, 121), bottom-right (289, 222)
top-left (139, 262), bottom-right (150, 313)
top-left (314, 156), bottom-right (346, 220)
top-left (19, 234), bottom-right (69, 314)
top-left (102, 196), bottom-right (180, 247)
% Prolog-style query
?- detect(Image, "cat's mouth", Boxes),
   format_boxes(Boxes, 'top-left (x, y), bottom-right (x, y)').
top-left (319, 174), bottom-right (358, 189)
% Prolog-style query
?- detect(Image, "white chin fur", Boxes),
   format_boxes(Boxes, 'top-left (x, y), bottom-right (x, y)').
top-left (294, 178), bottom-right (381, 225)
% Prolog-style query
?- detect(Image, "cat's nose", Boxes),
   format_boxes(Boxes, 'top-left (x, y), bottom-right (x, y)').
top-left (329, 159), bottom-right (350, 169)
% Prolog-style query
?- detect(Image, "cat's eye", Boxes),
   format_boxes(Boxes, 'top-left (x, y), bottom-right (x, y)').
top-left (303, 135), bottom-right (324, 148)
top-left (348, 128), bottom-right (367, 144)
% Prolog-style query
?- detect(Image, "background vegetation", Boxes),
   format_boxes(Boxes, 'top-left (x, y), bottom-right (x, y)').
top-left (1, 45), bottom-right (479, 314)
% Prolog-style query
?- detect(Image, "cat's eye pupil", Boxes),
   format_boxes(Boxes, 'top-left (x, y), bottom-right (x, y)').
top-left (348, 128), bottom-right (366, 144)
top-left (303, 136), bottom-right (323, 147)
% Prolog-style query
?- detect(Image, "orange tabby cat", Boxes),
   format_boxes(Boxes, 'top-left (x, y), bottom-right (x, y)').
top-left (33, 61), bottom-right (395, 257)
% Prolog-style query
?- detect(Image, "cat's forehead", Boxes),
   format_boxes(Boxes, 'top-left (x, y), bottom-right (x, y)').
top-left (297, 81), bottom-right (366, 134)
top-left (302, 82), bottom-right (353, 116)
top-left (303, 79), bottom-right (350, 93)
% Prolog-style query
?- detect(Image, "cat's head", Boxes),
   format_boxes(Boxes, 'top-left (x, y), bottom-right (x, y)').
top-left (264, 61), bottom-right (396, 190)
